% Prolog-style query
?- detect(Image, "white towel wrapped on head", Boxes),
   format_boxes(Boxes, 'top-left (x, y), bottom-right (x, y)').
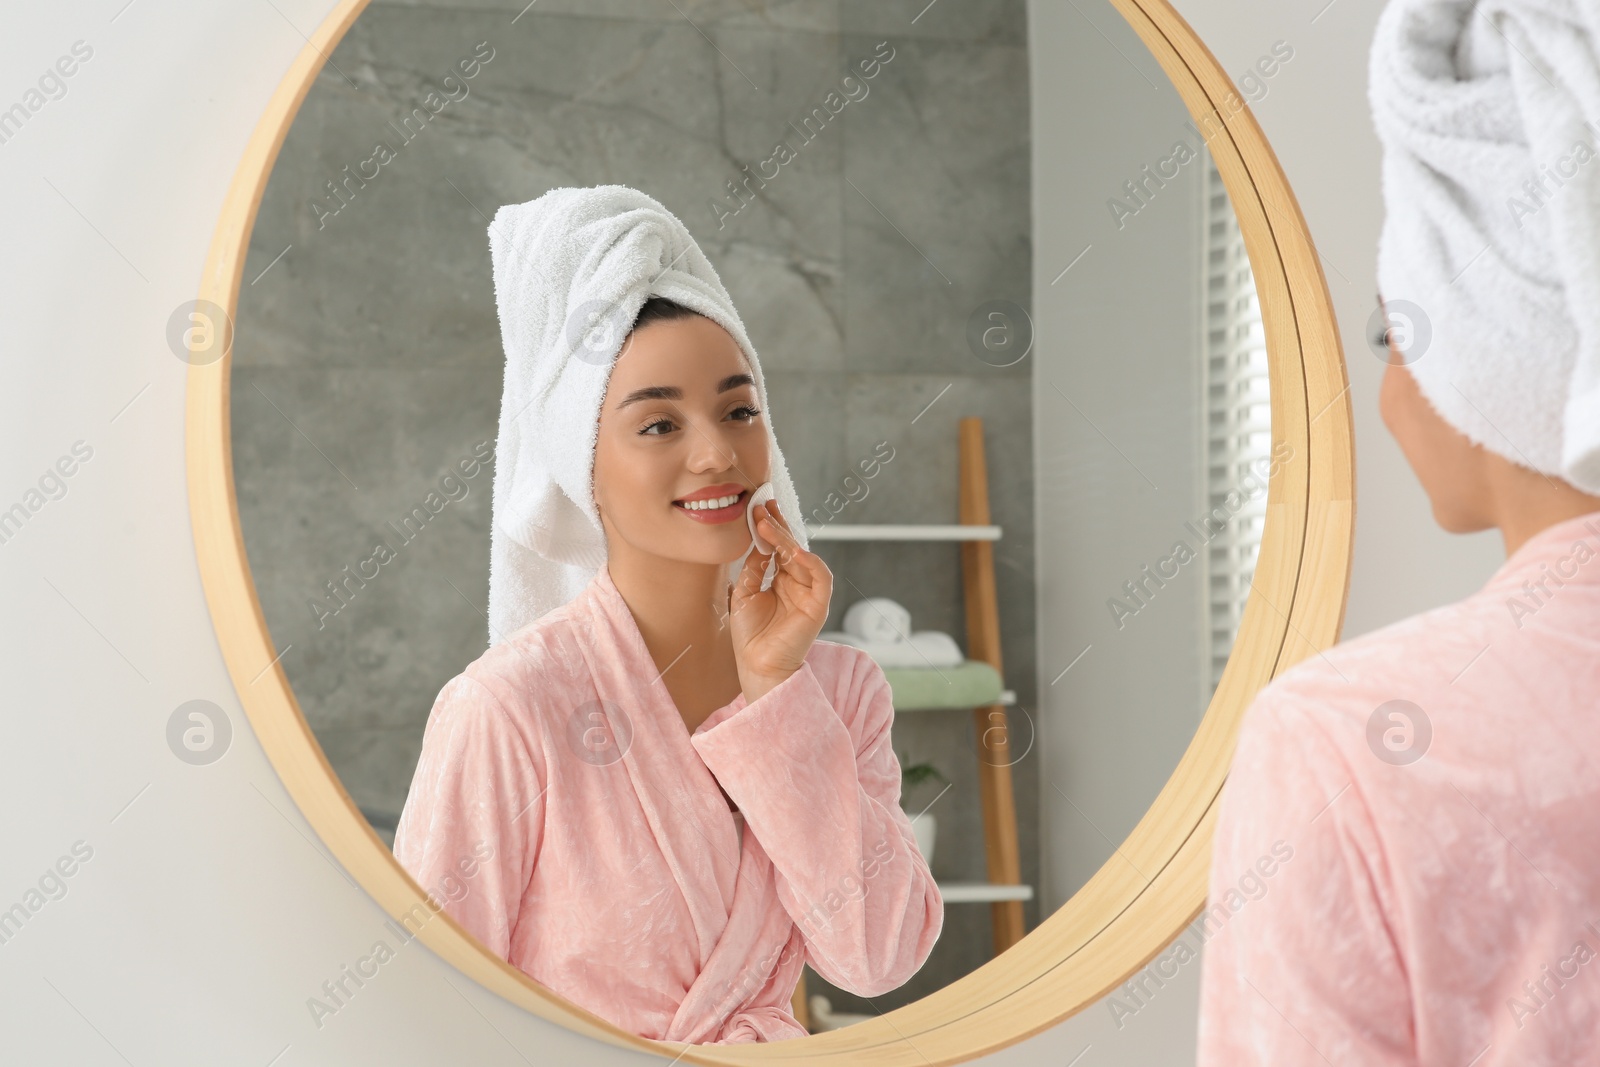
top-left (1369, 0), bottom-right (1600, 493)
top-left (485, 184), bottom-right (809, 645)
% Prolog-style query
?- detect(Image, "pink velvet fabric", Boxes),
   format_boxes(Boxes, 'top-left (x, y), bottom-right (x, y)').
top-left (391, 564), bottom-right (942, 1044)
top-left (1199, 511), bottom-right (1600, 1065)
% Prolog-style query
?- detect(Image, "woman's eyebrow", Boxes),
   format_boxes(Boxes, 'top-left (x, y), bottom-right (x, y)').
top-left (617, 373), bottom-right (754, 409)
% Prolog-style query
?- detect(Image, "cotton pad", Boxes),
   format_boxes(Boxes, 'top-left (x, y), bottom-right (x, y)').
top-left (745, 482), bottom-right (776, 553)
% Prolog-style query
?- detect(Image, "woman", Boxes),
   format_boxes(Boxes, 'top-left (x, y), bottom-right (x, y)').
top-left (391, 186), bottom-right (941, 1045)
top-left (1198, 1), bottom-right (1600, 1064)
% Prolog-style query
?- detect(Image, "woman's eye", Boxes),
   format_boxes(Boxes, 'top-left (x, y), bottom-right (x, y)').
top-left (638, 406), bottom-right (758, 436)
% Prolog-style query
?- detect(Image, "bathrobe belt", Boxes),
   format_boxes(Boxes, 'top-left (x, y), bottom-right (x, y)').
top-left (662, 832), bottom-right (808, 1044)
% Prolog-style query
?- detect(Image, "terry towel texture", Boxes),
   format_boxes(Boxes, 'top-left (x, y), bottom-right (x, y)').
top-left (1370, 0), bottom-right (1600, 492)
top-left (485, 184), bottom-right (809, 644)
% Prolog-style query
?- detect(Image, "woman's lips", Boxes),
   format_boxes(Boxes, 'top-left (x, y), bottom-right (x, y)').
top-left (673, 488), bottom-right (748, 525)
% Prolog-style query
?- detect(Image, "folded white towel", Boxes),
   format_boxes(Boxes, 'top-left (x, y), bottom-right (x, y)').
top-left (842, 597), bottom-right (912, 644)
top-left (1369, 0), bottom-right (1600, 492)
top-left (820, 630), bottom-right (965, 668)
top-left (485, 185), bottom-right (808, 643)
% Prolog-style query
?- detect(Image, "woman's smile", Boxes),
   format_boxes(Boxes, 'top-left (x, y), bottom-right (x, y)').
top-left (673, 483), bottom-right (749, 524)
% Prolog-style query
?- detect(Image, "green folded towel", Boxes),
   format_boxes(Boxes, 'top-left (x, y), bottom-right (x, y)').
top-left (879, 660), bottom-right (1004, 711)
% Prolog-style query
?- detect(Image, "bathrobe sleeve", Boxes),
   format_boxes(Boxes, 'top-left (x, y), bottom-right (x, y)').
top-left (691, 654), bottom-right (943, 997)
top-left (1197, 685), bottom-right (1414, 1066)
top-left (391, 673), bottom-right (545, 962)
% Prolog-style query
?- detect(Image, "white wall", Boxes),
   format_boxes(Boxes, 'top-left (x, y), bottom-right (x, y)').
top-left (0, 1), bottom-right (1502, 1064)
top-left (1030, 0), bottom-right (1211, 924)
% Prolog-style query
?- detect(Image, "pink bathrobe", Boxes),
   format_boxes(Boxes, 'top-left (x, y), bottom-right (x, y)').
top-left (391, 565), bottom-right (942, 1044)
top-left (1198, 511), bottom-right (1600, 1065)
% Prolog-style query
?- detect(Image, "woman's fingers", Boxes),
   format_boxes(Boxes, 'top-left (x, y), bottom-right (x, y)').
top-left (758, 522), bottom-right (808, 588)
top-left (758, 502), bottom-right (805, 563)
top-left (735, 537), bottom-right (768, 595)
top-left (731, 503), bottom-right (833, 659)
top-left (759, 507), bottom-right (833, 611)
top-left (750, 503), bottom-right (831, 610)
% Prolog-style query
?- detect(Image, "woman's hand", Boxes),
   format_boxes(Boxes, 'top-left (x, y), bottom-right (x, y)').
top-left (728, 500), bottom-right (833, 703)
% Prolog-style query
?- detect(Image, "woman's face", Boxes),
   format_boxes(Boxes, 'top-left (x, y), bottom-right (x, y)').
top-left (1376, 297), bottom-right (1493, 531)
top-left (592, 313), bottom-right (771, 566)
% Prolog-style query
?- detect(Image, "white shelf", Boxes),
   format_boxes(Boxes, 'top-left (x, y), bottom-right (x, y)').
top-left (805, 523), bottom-right (1002, 542)
top-left (935, 881), bottom-right (1034, 903)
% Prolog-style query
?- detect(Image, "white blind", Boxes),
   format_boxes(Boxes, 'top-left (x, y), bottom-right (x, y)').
top-left (1199, 153), bottom-right (1271, 698)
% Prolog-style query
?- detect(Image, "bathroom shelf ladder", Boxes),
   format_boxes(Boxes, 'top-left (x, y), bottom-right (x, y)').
top-left (804, 416), bottom-right (1028, 956)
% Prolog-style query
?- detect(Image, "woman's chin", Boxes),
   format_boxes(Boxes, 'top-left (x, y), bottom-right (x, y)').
top-left (1426, 494), bottom-right (1493, 535)
top-left (653, 536), bottom-right (758, 568)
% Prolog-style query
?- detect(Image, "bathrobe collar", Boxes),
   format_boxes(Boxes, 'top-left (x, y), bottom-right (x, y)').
top-left (586, 563), bottom-right (751, 736)
top-left (1482, 509), bottom-right (1600, 595)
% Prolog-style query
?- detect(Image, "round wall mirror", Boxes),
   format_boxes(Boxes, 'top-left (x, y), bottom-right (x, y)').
top-left (186, 0), bottom-right (1352, 1060)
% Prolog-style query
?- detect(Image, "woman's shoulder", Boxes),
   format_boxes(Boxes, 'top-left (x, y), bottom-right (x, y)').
top-left (1234, 593), bottom-right (1501, 773)
top-left (1255, 598), bottom-right (1484, 709)
top-left (450, 600), bottom-right (593, 719)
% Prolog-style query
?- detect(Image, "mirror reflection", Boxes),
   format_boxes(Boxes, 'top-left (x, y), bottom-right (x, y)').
top-left (232, 0), bottom-right (1270, 1043)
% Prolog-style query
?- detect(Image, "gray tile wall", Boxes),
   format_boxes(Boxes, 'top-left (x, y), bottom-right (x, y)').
top-left (233, 0), bottom-right (1032, 1016)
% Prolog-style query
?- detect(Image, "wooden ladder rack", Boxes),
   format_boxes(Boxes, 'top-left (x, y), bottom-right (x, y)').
top-left (794, 414), bottom-right (1025, 1032)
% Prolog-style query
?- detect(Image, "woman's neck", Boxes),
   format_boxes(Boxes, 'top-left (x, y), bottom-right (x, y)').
top-left (604, 550), bottom-right (734, 675)
top-left (1486, 455), bottom-right (1600, 557)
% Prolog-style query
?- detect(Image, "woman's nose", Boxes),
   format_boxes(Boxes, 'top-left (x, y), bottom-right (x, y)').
top-left (684, 415), bottom-right (740, 472)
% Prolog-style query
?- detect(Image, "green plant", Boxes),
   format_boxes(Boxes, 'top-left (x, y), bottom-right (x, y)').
top-left (898, 749), bottom-right (949, 790)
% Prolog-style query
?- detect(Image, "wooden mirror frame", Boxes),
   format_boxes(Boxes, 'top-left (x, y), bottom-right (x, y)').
top-left (185, 0), bottom-right (1354, 1061)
